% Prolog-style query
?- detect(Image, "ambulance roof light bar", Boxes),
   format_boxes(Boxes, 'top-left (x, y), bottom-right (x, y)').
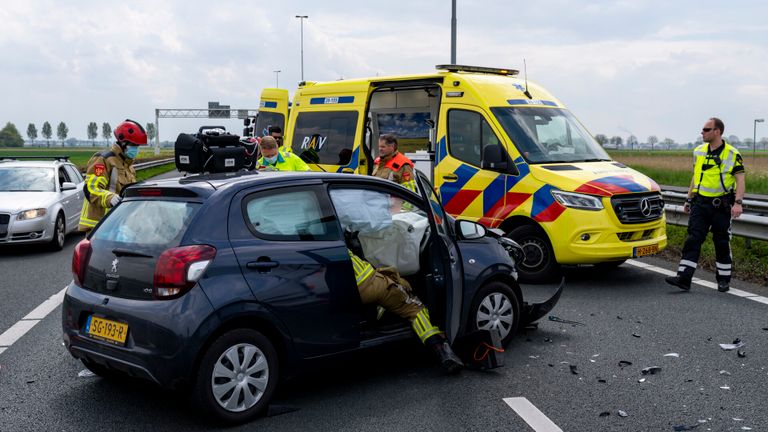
top-left (435, 64), bottom-right (520, 76)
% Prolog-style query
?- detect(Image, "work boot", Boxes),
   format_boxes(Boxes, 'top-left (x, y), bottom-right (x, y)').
top-left (717, 281), bottom-right (730, 292)
top-left (665, 275), bottom-right (691, 291)
top-left (432, 341), bottom-right (464, 374)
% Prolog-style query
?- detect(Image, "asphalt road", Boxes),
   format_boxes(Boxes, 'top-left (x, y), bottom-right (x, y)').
top-left (1, 172), bottom-right (766, 431)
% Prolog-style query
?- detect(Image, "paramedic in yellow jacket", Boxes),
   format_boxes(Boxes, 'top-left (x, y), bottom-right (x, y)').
top-left (257, 136), bottom-right (310, 171)
top-left (78, 120), bottom-right (148, 231)
top-left (349, 249), bottom-right (463, 373)
top-left (373, 134), bottom-right (417, 193)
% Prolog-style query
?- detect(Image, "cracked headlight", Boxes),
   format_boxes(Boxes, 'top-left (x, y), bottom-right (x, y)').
top-left (551, 190), bottom-right (603, 211)
top-left (17, 208), bottom-right (47, 220)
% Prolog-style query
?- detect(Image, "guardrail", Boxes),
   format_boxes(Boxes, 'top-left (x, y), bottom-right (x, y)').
top-left (662, 187), bottom-right (768, 241)
top-left (134, 158), bottom-right (174, 171)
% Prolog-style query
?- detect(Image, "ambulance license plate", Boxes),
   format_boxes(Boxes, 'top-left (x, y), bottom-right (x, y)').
top-left (86, 315), bottom-right (128, 346)
top-left (633, 244), bottom-right (659, 258)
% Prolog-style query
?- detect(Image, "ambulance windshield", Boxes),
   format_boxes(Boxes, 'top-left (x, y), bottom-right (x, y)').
top-left (491, 107), bottom-right (611, 164)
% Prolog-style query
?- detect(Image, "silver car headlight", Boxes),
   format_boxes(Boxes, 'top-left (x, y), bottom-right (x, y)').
top-left (551, 190), bottom-right (603, 211)
top-left (17, 208), bottom-right (47, 220)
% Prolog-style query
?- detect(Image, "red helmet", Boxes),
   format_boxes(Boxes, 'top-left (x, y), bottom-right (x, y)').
top-left (114, 119), bottom-right (148, 145)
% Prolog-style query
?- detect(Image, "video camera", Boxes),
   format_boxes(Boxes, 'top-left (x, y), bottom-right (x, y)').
top-left (174, 126), bottom-right (258, 174)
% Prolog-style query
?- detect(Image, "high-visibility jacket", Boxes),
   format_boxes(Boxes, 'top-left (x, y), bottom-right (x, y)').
top-left (257, 151), bottom-right (310, 171)
top-left (373, 151), bottom-right (417, 193)
top-left (349, 250), bottom-right (374, 286)
top-left (78, 144), bottom-right (135, 231)
top-left (692, 141), bottom-right (744, 197)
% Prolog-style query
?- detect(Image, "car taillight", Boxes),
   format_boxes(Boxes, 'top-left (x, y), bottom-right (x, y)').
top-left (72, 239), bottom-right (92, 286)
top-left (153, 245), bottom-right (216, 299)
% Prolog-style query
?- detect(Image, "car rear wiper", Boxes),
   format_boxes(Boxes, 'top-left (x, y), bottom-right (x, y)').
top-left (112, 248), bottom-right (153, 258)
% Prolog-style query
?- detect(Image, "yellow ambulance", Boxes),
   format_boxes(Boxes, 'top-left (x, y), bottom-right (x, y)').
top-left (259, 65), bottom-right (666, 282)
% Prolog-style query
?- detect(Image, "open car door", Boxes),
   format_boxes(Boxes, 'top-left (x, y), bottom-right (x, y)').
top-left (255, 88), bottom-right (290, 137)
top-left (414, 169), bottom-right (463, 343)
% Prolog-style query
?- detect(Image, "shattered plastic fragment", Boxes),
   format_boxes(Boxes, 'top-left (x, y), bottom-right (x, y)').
top-left (632, 333), bottom-right (641, 338)
top-left (618, 410), bottom-right (628, 417)
top-left (617, 315), bottom-right (623, 320)
top-left (592, 354), bottom-right (600, 357)
top-left (590, 359), bottom-right (596, 363)
top-left (673, 425), bottom-right (700, 431)
top-left (548, 315), bottom-right (585, 326)
top-left (641, 366), bottom-right (662, 375)
top-left (737, 350), bottom-right (746, 358)
top-left (599, 411), bottom-right (610, 417)
top-left (598, 378), bottom-right (607, 383)
top-left (719, 341), bottom-right (745, 350)
top-left (544, 337), bottom-right (552, 343)
top-left (741, 427), bottom-right (752, 431)
top-left (569, 365), bottom-right (578, 375)
top-left (78, 369), bottom-right (96, 378)
top-left (720, 386), bottom-right (731, 390)
top-left (618, 360), bottom-right (632, 368)
top-left (733, 418), bottom-right (743, 421)
top-left (638, 378), bottom-right (646, 383)
top-left (529, 355), bottom-right (539, 359)
top-left (664, 353), bottom-right (680, 357)
top-left (719, 370), bottom-right (731, 376)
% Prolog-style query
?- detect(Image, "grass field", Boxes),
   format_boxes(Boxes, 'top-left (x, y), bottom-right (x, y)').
top-left (608, 150), bottom-right (768, 194)
top-left (0, 147), bottom-right (174, 171)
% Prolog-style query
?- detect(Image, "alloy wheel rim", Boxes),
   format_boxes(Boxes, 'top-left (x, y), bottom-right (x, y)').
top-left (476, 292), bottom-right (514, 340)
top-left (211, 343), bottom-right (269, 412)
top-left (56, 218), bottom-right (65, 247)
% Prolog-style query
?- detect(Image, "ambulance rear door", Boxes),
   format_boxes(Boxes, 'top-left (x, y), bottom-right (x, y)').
top-left (255, 88), bottom-right (290, 137)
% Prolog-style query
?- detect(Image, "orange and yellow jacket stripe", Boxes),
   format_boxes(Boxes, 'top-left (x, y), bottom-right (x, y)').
top-left (78, 144), bottom-right (136, 231)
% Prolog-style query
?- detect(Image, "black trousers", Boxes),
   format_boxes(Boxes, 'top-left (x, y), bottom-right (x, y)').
top-left (676, 196), bottom-right (733, 283)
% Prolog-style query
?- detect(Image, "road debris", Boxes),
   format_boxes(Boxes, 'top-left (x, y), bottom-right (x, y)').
top-left (632, 333), bottom-right (641, 338)
top-left (719, 370), bottom-right (731, 376)
top-left (720, 386), bottom-right (731, 390)
top-left (638, 378), bottom-right (646, 383)
top-left (641, 366), bottom-right (662, 375)
top-left (598, 378), bottom-right (607, 383)
top-left (737, 350), bottom-right (746, 358)
top-left (618, 410), bottom-right (628, 417)
top-left (78, 369), bottom-right (96, 378)
top-left (548, 315), bottom-right (585, 326)
top-left (599, 411), bottom-right (610, 417)
top-left (664, 353), bottom-right (680, 357)
top-left (672, 424), bottom-right (700, 431)
top-left (719, 338), bottom-right (745, 350)
top-left (569, 365), bottom-right (578, 375)
top-left (618, 360), bottom-right (632, 368)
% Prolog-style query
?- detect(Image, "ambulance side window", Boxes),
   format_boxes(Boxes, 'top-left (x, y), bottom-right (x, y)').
top-left (447, 109), bottom-right (502, 168)
top-left (292, 111), bottom-right (359, 165)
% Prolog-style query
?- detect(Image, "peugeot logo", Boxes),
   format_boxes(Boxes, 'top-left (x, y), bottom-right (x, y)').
top-left (639, 198), bottom-right (652, 217)
top-left (111, 258), bottom-right (119, 273)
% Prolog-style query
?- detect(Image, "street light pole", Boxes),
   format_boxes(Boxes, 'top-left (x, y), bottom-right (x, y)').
top-left (273, 70), bottom-right (281, 88)
top-left (754, 118), bottom-right (764, 157)
top-left (295, 15), bottom-right (309, 81)
top-left (450, 0), bottom-right (457, 64)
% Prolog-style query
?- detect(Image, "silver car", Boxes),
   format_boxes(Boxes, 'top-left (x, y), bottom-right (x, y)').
top-left (0, 157), bottom-right (85, 250)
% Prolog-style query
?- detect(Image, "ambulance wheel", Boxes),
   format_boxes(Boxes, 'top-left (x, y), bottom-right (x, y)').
top-left (507, 225), bottom-right (559, 283)
top-left (469, 282), bottom-right (521, 347)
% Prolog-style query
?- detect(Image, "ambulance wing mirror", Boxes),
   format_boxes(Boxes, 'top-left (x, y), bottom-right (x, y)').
top-left (481, 144), bottom-right (519, 176)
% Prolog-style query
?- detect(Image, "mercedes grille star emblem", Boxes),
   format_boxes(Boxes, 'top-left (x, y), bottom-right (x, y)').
top-left (111, 258), bottom-right (119, 273)
top-left (640, 198), bottom-right (652, 217)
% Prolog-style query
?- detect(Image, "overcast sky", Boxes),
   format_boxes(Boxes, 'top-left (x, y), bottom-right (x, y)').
top-left (1, 0), bottom-right (767, 145)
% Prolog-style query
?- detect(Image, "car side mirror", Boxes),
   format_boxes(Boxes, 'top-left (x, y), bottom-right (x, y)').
top-left (61, 182), bottom-right (77, 191)
top-left (456, 220), bottom-right (486, 240)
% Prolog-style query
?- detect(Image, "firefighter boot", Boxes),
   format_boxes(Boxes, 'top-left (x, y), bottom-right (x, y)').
top-left (665, 276), bottom-right (691, 291)
top-left (425, 335), bottom-right (463, 374)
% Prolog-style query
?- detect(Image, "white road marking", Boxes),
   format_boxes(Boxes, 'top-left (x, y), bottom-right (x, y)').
top-left (627, 260), bottom-right (768, 305)
top-left (504, 397), bottom-right (563, 432)
top-left (0, 286), bottom-right (67, 356)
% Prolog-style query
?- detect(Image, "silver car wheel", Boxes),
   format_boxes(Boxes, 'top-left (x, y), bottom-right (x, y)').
top-left (55, 216), bottom-right (65, 248)
top-left (476, 292), bottom-right (515, 340)
top-left (211, 343), bottom-right (269, 413)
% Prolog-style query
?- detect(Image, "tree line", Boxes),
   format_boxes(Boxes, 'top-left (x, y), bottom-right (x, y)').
top-left (0, 121), bottom-right (157, 147)
top-left (595, 134), bottom-right (768, 151)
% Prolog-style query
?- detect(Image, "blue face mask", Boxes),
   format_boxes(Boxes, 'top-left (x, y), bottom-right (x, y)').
top-left (125, 146), bottom-right (140, 159)
top-left (264, 155), bottom-right (278, 165)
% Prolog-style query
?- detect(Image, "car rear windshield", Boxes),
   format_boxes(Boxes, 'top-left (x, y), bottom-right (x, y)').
top-left (91, 200), bottom-right (201, 251)
top-left (0, 167), bottom-right (55, 191)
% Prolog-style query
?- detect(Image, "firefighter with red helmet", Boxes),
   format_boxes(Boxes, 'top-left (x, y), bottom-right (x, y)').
top-left (79, 119), bottom-right (148, 231)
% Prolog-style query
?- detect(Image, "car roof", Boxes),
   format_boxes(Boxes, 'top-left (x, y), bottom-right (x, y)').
top-left (130, 170), bottom-right (415, 199)
top-left (0, 160), bottom-right (70, 168)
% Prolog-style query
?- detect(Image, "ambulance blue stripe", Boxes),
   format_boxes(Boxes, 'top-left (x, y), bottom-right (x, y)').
top-left (440, 164), bottom-right (478, 204)
top-left (261, 101), bottom-right (278, 108)
top-left (595, 176), bottom-right (648, 192)
top-left (483, 175), bottom-right (506, 215)
top-left (532, 184), bottom-right (559, 215)
top-left (335, 147), bottom-right (360, 172)
top-left (436, 136), bottom-right (448, 164)
top-left (506, 157), bottom-right (531, 190)
top-left (507, 99), bottom-right (558, 107)
top-left (310, 96), bottom-right (355, 105)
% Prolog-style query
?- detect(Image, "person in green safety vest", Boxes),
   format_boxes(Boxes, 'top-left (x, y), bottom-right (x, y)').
top-left (256, 136), bottom-right (310, 171)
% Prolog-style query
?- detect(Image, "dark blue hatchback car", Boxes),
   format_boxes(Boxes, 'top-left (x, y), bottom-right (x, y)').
top-left (62, 170), bottom-right (560, 424)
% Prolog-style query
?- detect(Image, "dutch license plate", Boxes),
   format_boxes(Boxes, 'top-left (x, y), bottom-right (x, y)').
top-left (86, 315), bottom-right (128, 346)
top-left (633, 244), bottom-right (659, 258)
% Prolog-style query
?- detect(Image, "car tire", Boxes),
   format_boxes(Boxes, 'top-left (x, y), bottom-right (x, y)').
top-left (507, 225), bottom-right (559, 283)
top-left (193, 329), bottom-right (278, 425)
top-left (469, 281), bottom-right (521, 347)
top-left (49, 213), bottom-right (65, 251)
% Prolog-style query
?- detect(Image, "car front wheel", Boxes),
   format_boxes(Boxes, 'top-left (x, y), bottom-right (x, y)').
top-left (49, 213), bottom-right (65, 251)
top-left (194, 329), bottom-right (278, 424)
top-left (469, 282), bottom-right (521, 347)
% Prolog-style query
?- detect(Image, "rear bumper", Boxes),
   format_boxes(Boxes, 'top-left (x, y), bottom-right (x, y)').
top-left (62, 281), bottom-right (218, 388)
